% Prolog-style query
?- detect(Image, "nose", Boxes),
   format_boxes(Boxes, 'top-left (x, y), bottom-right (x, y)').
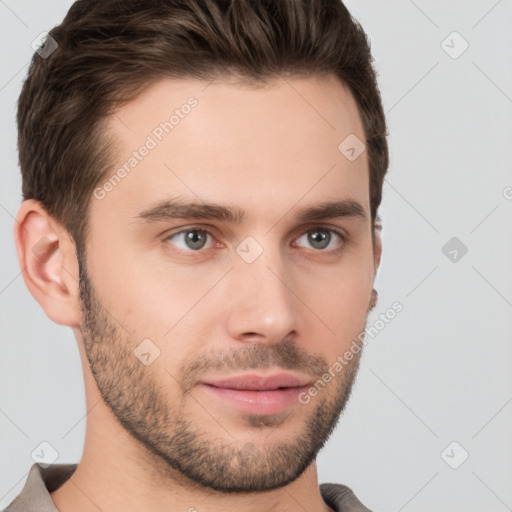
top-left (224, 245), bottom-right (298, 344)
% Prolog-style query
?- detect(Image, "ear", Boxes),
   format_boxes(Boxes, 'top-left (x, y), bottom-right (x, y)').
top-left (13, 199), bottom-right (82, 327)
top-left (372, 221), bottom-right (383, 274)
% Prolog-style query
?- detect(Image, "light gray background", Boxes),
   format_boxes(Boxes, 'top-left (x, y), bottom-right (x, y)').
top-left (1, 1), bottom-right (511, 511)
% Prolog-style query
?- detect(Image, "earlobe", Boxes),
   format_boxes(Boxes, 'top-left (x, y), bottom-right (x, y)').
top-left (13, 199), bottom-right (82, 327)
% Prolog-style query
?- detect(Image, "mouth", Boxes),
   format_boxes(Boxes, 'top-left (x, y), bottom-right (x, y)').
top-left (199, 372), bottom-right (312, 415)
top-left (201, 372), bottom-right (312, 390)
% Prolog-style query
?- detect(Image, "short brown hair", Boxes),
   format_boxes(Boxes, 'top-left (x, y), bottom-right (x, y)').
top-left (17, 0), bottom-right (388, 255)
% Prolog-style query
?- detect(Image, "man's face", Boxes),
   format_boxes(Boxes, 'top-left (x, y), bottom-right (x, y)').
top-left (78, 75), bottom-right (379, 492)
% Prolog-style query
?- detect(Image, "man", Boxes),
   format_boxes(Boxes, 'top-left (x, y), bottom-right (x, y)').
top-left (7, 0), bottom-right (388, 511)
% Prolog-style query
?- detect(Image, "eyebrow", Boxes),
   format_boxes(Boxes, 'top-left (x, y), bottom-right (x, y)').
top-left (132, 197), bottom-right (367, 225)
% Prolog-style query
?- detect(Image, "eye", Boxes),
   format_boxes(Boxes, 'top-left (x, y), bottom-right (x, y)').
top-left (164, 228), bottom-right (214, 252)
top-left (294, 227), bottom-right (345, 252)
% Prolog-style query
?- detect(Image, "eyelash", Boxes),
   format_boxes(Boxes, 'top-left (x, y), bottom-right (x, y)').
top-left (163, 225), bottom-right (348, 256)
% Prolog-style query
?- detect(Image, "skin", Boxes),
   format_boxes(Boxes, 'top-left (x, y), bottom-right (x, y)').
top-left (14, 74), bottom-right (382, 512)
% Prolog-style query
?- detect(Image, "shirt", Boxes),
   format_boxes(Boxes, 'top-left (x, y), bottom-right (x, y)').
top-left (2, 463), bottom-right (373, 512)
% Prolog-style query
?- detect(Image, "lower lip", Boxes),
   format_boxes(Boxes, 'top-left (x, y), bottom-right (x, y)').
top-left (199, 384), bottom-right (309, 415)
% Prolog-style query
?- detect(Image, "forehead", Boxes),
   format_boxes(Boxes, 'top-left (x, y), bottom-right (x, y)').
top-left (92, 75), bottom-right (369, 227)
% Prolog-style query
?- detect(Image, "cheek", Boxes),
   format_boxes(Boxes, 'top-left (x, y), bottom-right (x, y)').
top-left (324, 288), bottom-right (370, 336)
top-left (86, 233), bottom-right (210, 334)
top-left (292, 252), bottom-right (374, 343)
top-left (121, 275), bottom-right (208, 342)
top-left (299, 277), bottom-right (369, 330)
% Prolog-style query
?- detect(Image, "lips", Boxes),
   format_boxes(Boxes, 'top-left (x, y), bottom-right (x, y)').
top-left (199, 372), bottom-right (313, 415)
top-left (201, 372), bottom-right (312, 391)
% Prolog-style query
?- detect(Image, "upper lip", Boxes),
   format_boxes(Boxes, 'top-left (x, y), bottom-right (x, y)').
top-left (201, 372), bottom-right (312, 391)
